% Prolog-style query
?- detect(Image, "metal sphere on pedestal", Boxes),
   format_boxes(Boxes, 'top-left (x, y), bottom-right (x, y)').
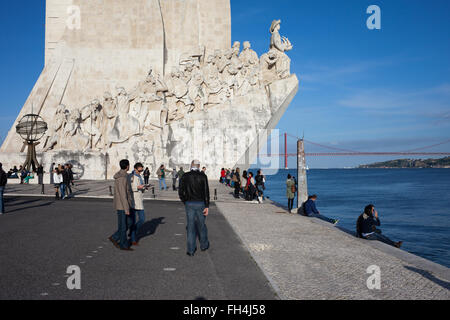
top-left (15, 113), bottom-right (48, 172)
top-left (16, 114), bottom-right (48, 142)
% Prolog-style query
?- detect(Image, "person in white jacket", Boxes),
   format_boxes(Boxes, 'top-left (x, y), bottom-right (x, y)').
top-left (53, 167), bottom-right (63, 200)
top-left (129, 162), bottom-right (147, 245)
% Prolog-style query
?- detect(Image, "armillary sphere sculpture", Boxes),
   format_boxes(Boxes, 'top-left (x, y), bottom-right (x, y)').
top-left (15, 114), bottom-right (48, 172)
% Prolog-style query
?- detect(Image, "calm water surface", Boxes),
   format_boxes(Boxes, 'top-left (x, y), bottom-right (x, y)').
top-left (256, 168), bottom-right (450, 268)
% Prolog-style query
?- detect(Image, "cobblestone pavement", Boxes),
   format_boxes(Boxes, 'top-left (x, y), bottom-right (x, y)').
top-left (214, 184), bottom-right (450, 300)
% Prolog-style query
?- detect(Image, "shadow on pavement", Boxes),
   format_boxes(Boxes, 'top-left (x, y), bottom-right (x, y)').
top-left (137, 217), bottom-right (165, 240)
top-left (404, 265), bottom-right (450, 291)
top-left (4, 200), bottom-right (54, 214)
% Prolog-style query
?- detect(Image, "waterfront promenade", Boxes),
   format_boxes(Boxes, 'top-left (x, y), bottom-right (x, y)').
top-left (1, 179), bottom-right (449, 299)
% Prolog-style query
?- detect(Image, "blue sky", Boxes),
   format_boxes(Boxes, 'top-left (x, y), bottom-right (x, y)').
top-left (1, 0), bottom-right (449, 168)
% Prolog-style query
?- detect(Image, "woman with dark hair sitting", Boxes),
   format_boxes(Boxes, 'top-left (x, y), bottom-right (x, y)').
top-left (356, 204), bottom-right (403, 248)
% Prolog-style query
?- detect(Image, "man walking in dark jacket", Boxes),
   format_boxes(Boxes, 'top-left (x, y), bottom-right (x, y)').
top-left (178, 160), bottom-right (210, 256)
top-left (0, 163), bottom-right (7, 214)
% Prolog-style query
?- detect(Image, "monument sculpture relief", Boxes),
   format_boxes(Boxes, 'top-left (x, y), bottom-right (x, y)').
top-left (1, 0), bottom-right (299, 180)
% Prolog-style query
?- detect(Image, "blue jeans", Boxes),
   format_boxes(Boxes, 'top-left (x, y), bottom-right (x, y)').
top-left (159, 178), bottom-right (167, 190)
top-left (185, 201), bottom-right (209, 254)
top-left (60, 183), bottom-right (66, 199)
top-left (307, 213), bottom-right (336, 224)
top-left (256, 185), bottom-right (264, 198)
top-left (0, 186), bottom-right (4, 213)
top-left (365, 231), bottom-right (397, 247)
top-left (129, 209), bottom-right (145, 243)
top-left (111, 210), bottom-right (132, 249)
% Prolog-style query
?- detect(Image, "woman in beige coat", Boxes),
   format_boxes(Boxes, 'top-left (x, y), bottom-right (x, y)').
top-left (129, 163), bottom-right (147, 245)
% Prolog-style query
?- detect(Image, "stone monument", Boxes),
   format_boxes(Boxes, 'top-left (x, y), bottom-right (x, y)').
top-left (0, 0), bottom-right (299, 179)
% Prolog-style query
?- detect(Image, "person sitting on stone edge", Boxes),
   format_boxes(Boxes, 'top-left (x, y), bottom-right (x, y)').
top-left (303, 194), bottom-right (339, 225)
top-left (356, 204), bottom-right (402, 248)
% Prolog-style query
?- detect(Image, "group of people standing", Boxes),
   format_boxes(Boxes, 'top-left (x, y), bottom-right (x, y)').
top-left (109, 160), bottom-right (148, 251)
top-left (155, 165), bottom-right (187, 191)
top-left (109, 159), bottom-right (211, 256)
top-left (220, 168), bottom-right (266, 203)
top-left (52, 163), bottom-right (75, 200)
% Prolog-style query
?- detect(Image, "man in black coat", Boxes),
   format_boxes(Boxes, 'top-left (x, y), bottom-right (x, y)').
top-left (0, 162), bottom-right (7, 214)
top-left (178, 159), bottom-right (210, 256)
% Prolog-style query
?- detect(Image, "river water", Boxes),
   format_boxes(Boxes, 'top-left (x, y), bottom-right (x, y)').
top-left (252, 168), bottom-right (450, 268)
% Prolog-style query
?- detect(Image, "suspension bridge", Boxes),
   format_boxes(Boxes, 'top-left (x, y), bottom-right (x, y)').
top-left (258, 133), bottom-right (450, 168)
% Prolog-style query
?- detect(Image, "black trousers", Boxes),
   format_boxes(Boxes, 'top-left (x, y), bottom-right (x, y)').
top-left (234, 183), bottom-right (240, 197)
top-left (144, 176), bottom-right (149, 184)
top-left (288, 198), bottom-right (294, 211)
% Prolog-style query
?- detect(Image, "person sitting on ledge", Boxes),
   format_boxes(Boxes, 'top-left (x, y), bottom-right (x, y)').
top-left (303, 194), bottom-right (339, 225)
top-left (356, 204), bottom-right (402, 248)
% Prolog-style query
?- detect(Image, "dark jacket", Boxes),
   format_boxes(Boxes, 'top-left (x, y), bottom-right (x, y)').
top-left (178, 169), bottom-right (210, 208)
top-left (0, 168), bottom-right (7, 187)
top-left (37, 166), bottom-right (44, 175)
top-left (62, 169), bottom-right (71, 184)
top-left (356, 213), bottom-right (380, 238)
top-left (255, 174), bottom-right (264, 186)
top-left (68, 168), bottom-right (74, 182)
top-left (304, 199), bottom-right (319, 215)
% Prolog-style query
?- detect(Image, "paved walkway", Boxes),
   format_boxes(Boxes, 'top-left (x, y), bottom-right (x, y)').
top-left (214, 184), bottom-right (450, 300)
top-left (3, 180), bottom-right (449, 299)
top-left (0, 196), bottom-right (276, 300)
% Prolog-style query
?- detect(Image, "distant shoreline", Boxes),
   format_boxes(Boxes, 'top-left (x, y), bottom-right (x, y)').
top-left (358, 156), bottom-right (450, 169)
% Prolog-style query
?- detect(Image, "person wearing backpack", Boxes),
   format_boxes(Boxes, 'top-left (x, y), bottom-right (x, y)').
top-left (0, 162), bottom-right (7, 214)
top-left (157, 164), bottom-right (168, 190)
top-left (286, 174), bottom-right (296, 213)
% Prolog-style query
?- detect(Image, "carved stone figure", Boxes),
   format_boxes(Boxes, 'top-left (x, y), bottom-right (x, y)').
top-left (101, 92), bottom-right (118, 148)
top-left (43, 104), bottom-right (66, 151)
top-left (81, 99), bottom-right (103, 150)
top-left (109, 87), bottom-right (140, 144)
top-left (61, 108), bottom-right (90, 151)
top-left (269, 19), bottom-right (293, 79)
top-left (240, 41), bottom-right (259, 66)
top-left (187, 72), bottom-right (207, 113)
top-left (165, 68), bottom-right (189, 122)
